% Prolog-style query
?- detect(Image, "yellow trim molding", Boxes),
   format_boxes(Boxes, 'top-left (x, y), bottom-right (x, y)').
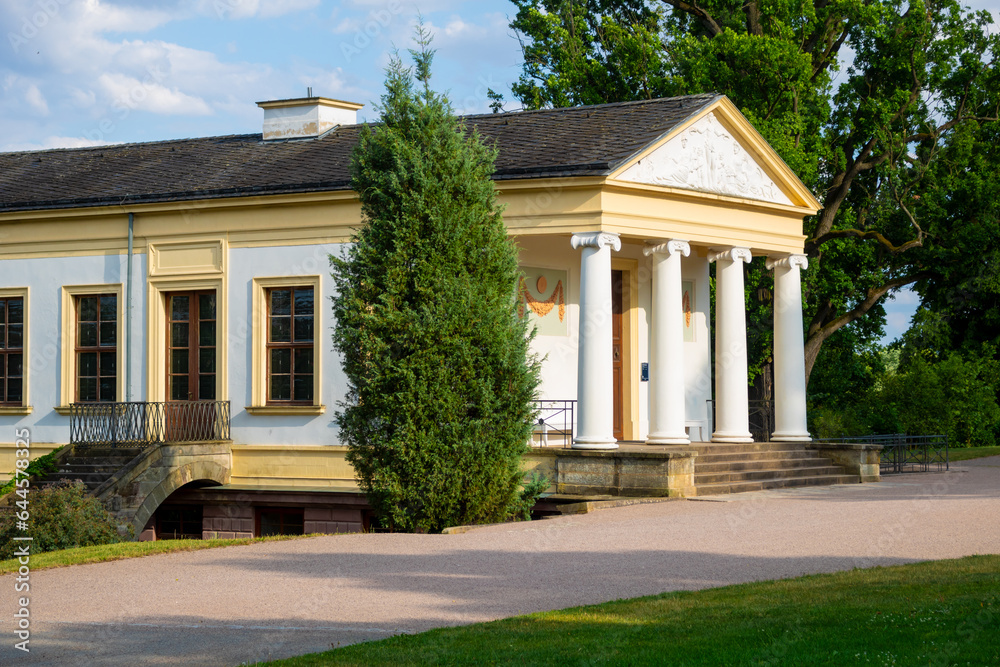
top-left (146, 239), bottom-right (229, 403)
top-left (0, 287), bottom-right (29, 412)
top-left (58, 283), bottom-right (126, 410)
top-left (249, 275), bottom-right (323, 411)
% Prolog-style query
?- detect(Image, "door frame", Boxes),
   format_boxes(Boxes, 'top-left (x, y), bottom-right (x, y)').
top-left (611, 257), bottom-right (639, 441)
top-left (147, 276), bottom-right (227, 404)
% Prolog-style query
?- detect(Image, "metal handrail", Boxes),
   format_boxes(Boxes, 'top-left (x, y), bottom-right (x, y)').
top-left (815, 433), bottom-right (949, 474)
top-left (531, 399), bottom-right (575, 448)
top-left (69, 401), bottom-right (231, 448)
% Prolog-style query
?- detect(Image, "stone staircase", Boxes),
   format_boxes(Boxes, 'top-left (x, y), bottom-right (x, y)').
top-left (38, 447), bottom-right (143, 494)
top-left (692, 442), bottom-right (859, 496)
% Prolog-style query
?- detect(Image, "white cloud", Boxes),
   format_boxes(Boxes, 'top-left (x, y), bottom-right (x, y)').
top-left (98, 72), bottom-right (212, 115)
top-left (24, 81), bottom-right (48, 115)
top-left (193, 0), bottom-right (319, 20)
top-left (1, 135), bottom-right (114, 152)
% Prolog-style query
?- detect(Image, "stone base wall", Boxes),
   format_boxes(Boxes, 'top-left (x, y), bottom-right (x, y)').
top-left (807, 443), bottom-right (882, 483)
top-left (202, 504), bottom-right (254, 540)
top-left (554, 448), bottom-right (696, 497)
top-left (304, 508), bottom-right (364, 534)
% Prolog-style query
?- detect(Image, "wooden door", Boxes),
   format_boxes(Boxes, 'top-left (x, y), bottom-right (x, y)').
top-left (612, 270), bottom-right (624, 441)
top-left (165, 291), bottom-right (217, 440)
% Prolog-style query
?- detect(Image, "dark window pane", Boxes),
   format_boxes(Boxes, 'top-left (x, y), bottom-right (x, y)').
top-left (294, 375), bottom-right (313, 402)
top-left (100, 351), bottom-right (116, 376)
top-left (79, 322), bottom-right (98, 347)
top-left (199, 321), bottom-right (216, 347)
top-left (199, 348), bottom-right (215, 374)
top-left (7, 354), bottom-right (21, 377)
top-left (0, 378), bottom-right (4, 402)
top-left (171, 296), bottom-right (189, 321)
top-left (78, 377), bottom-right (97, 402)
top-left (79, 352), bottom-right (97, 376)
top-left (199, 374), bottom-right (215, 400)
top-left (270, 317), bottom-right (291, 343)
top-left (100, 321), bottom-right (116, 346)
top-left (171, 349), bottom-right (189, 374)
top-left (270, 289), bottom-right (291, 316)
top-left (270, 374), bottom-right (290, 401)
top-left (0, 356), bottom-right (4, 378)
top-left (99, 378), bottom-right (116, 402)
top-left (294, 288), bottom-right (314, 315)
top-left (171, 323), bottom-right (188, 348)
top-left (293, 348), bottom-right (313, 374)
top-left (0, 324), bottom-right (5, 349)
top-left (100, 295), bottom-right (116, 321)
top-left (79, 297), bottom-right (98, 322)
top-left (7, 299), bottom-right (23, 325)
top-left (7, 324), bottom-right (23, 349)
top-left (271, 348), bottom-right (290, 374)
top-left (171, 375), bottom-right (189, 401)
top-left (294, 316), bottom-right (313, 342)
top-left (199, 293), bottom-right (216, 321)
top-left (0, 301), bottom-right (5, 322)
top-left (6, 378), bottom-right (20, 403)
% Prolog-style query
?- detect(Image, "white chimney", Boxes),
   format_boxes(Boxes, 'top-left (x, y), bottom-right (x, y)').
top-left (256, 95), bottom-right (363, 141)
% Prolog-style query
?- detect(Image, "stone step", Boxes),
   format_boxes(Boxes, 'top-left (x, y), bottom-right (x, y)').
top-left (695, 465), bottom-right (849, 485)
top-left (695, 457), bottom-right (835, 474)
top-left (694, 450), bottom-right (822, 464)
top-left (695, 474), bottom-right (860, 496)
top-left (688, 442), bottom-right (807, 454)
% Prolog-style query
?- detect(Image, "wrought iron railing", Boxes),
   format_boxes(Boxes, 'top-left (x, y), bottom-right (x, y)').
top-left (531, 399), bottom-right (575, 448)
top-left (815, 434), bottom-right (949, 474)
top-left (69, 401), bottom-right (231, 448)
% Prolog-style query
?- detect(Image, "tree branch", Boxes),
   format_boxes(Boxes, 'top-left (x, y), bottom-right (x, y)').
top-left (658, 0), bottom-right (723, 37)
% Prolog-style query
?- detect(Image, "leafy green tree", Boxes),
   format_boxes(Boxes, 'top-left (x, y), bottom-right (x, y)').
top-left (506, 0), bottom-right (1000, 383)
top-left (331, 30), bottom-right (541, 533)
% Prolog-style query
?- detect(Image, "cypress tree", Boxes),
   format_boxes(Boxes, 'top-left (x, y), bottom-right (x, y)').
top-left (331, 30), bottom-right (541, 533)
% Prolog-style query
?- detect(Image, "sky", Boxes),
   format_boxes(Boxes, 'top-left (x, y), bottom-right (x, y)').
top-left (2, 0), bottom-right (997, 342)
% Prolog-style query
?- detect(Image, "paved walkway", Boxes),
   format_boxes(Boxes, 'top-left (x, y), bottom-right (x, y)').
top-left (2, 457), bottom-right (999, 666)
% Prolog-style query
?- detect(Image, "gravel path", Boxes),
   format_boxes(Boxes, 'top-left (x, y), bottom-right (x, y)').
top-left (2, 456), bottom-right (998, 666)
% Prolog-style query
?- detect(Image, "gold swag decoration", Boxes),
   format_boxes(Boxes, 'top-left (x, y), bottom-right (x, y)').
top-left (518, 276), bottom-right (565, 321)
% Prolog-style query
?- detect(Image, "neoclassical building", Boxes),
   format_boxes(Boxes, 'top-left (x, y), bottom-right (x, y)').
top-left (0, 93), bottom-right (852, 539)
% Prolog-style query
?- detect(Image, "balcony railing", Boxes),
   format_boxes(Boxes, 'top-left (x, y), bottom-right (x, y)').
top-left (69, 401), bottom-right (231, 448)
top-left (531, 399), bottom-right (575, 448)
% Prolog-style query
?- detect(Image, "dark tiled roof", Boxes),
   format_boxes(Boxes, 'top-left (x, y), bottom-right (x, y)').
top-left (0, 94), bottom-right (720, 212)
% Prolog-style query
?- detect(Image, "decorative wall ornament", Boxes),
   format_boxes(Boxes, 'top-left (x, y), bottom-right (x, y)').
top-left (682, 280), bottom-right (695, 343)
top-left (766, 254), bottom-right (809, 271)
top-left (620, 112), bottom-right (794, 206)
top-left (570, 231), bottom-right (622, 252)
top-left (643, 239), bottom-right (691, 258)
top-left (518, 267), bottom-right (569, 336)
top-left (709, 246), bottom-right (753, 265)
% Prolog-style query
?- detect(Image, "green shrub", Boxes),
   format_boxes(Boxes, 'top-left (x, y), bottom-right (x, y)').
top-left (331, 30), bottom-right (540, 533)
top-left (0, 446), bottom-right (64, 497)
top-left (0, 481), bottom-right (126, 559)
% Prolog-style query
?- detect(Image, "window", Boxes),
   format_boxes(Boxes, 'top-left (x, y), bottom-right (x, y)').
top-left (75, 294), bottom-right (117, 402)
top-left (248, 276), bottom-right (322, 414)
top-left (256, 507), bottom-right (304, 536)
top-left (59, 285), bottom-right (123, 412)
top-left (266, 286), bottom-right (313, 403)
top-left (0, 296), bottom-right (24, 405)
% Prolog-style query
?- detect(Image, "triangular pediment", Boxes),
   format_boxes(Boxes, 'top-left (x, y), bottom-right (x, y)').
top-left (616, 104), bottom-right (808, 208)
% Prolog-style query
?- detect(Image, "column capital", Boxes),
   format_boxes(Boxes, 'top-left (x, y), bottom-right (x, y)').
top-left (709, 246), bottom-right (752, 265)
top-left (571, 231), bottom-right (621, 252)
top-left (765, 253), bottom-right (809, 271)
top-left (643, 239), bottom-right (690, 258)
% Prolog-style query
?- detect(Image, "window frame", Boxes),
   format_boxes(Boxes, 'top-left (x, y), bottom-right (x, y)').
top-left (0, 288), bottom-right (29, 413)
top-left (248, 276), bottom-right (323, 415)
top-left (58, 284), bottom-right (124, 413)
top-left (74, 292), bottom-right (119, 403)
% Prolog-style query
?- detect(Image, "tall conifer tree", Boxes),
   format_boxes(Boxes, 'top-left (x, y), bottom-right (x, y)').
top-left (331, 29), bottom-right (540, 533)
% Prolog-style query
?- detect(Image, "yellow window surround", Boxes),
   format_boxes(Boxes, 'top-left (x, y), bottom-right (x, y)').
top-left (55, 284), bottom-right (126, 414)
top-left (248, 275), bottom-right (324, 415)
top-left (0, 287), bottom-right (30, 415)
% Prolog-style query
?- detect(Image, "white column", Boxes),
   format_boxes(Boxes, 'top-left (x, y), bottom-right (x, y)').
top-left (710, 247), bottom-right (753, 443)
top-left (571, 231), bottom-right (621, 450)
top-left (644, 240), bottom-right (690, 444)
top-left (767, 254), bottom-right (811, 442)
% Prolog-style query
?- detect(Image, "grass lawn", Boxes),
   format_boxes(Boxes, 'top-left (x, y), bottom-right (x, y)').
top-left (948, 445), bottom-right (1000, 462)
top-left (263, 555), bottom-right (1000, 666)
top-left (0, 534), bottom-right (320, 574)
